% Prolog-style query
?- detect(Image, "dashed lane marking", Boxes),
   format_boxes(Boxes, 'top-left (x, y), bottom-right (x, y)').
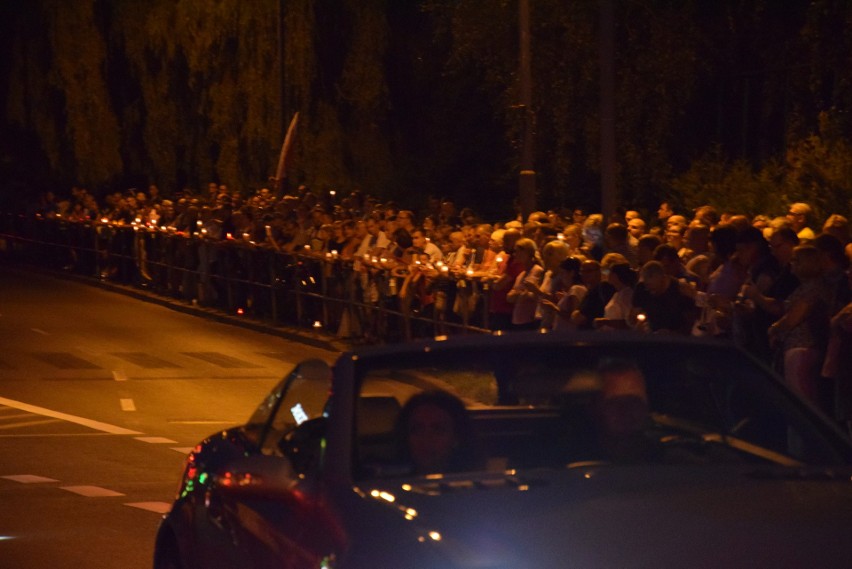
top-left (31, 328), bottom-right (49, 335)
top-left (0, 396), bottom-right (142, 436)
top-left (112, 370), bottom-right (128, 382)
top-left (2, 474), bottom-right (59, 484)
top-left (125, 502), bottom-right (172, 514)
top-left (120, 398), bottom-right (136, 412)
top-left (135, 436), bottom-right (178, 444)
top-left (60, 485), bottom-right (125, 498)
top-left (171, 447), bottom-right (195, 455)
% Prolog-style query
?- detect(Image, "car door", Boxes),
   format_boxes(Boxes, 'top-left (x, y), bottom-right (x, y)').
top-left (195, 359), bottom-right (336, 569)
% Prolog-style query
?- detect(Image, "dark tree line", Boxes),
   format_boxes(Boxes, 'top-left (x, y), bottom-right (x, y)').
top-left (0, 0), bottom-right (849, 219)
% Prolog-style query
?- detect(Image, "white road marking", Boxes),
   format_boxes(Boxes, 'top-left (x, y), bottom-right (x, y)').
top-left (0, 432), bottom-right (112, 438)
top-left (134, 436), bottom-right (178, 444)
top-left (31, 328), bottom-right (49, 335)
top-left (2, 474), bottom-right (59, 484)
top-left (0, 396), bottom-right (142, 435)
top-left (112, 370), bottom-right (128, 382)
top-left (168, 420), bottom-right (233, 425)
top-left (0, 418), bottom-right (62, 430)
top-left (171, 447), bottom-right (195, 455)
top-left (125, 502), bottom-right (172, 514)
top-left (120, 398), bottom-right (136, 412)
top-left (60, 485), bottom-right (125, 497)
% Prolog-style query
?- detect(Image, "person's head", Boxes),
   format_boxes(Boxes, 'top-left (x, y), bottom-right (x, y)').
top-left (693, 205), bottom-right (719, 228)
top-left (597, 359), bottom-right (649, 439)
top-left (684, 222), bottom-right (710, 252)
top-left (787, 202), bottom-right (812, 232)
top-left (392, 227), bottom-right (413, 250)
top-left (557, 256), bottom-right (582, 286)
top-left (396, 390), bottom-right (473, 474)
top-left (489, 229), bottom-right (505, 252)
top-left (637, 234), bottom-right (663, 265)
top-left (562, 224), bottom-right (582, 249)
top-left (652, 244), bottom-right (682, 278)
top-left (579, 260), bottom-right (602, 287)
top-left (448, 231), bottom-right (466, 251)
top-left (601, 252), bottom-right (629, 273)
top-left (667, 214), bottom-right (688, 231)
top-left (790, 244), bottom-right (823, 281)
top-left (627, 217), bottom-right (646, 239)
top-left (708, 224), bottom-right (738, 261)
top-left (513, 238), bottom-right (538, 266)
top-left (397, 210), bottom-right (415, 228)
top-left (502, 228), bottom-right (521, 254)
top-left (813, 233), bottom-right (850, 271)
top-left (734, 225), bottom-right (768, 267)
top-left (541, 240), bottom-right (570, 271)
top-left (640, 261), bottom-right (669, 295)
top-left (822, 214), bottom-right (849, 244)
top-left (604, 223), bottom-right (629, 248)
top-left (665, 224), bottom-right (685, 248)
top-left (608, 262), bottom-right (637, 289)
top-left (768, 227), bottom-right (799, 264)
top-left (658, 202), bottom-right (674, 221)
top-left (412, 228), bottom-right (430, 250)
top-left (365, 217), bottom-right (381, 236)
top-left (582, 215), bottom-right (605, 246)
top-left (475, 224), bottom-right (493, 248)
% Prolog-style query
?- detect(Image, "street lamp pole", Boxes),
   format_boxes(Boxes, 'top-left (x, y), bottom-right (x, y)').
top-left (518, 0), bottom-right (536, 221)
top-left (599, 0), bottom-right (616, 221)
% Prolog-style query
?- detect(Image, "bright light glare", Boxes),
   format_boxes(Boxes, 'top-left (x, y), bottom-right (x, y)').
top-left (428, 531), bottom-right (442, 541)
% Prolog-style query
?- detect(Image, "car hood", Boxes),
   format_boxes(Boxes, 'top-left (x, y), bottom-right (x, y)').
top-left (352, 464), bottom-right (852, 568)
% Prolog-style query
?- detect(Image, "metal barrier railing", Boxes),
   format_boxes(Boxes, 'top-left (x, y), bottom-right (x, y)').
top-left (0, 213), bottom-right (493, 343)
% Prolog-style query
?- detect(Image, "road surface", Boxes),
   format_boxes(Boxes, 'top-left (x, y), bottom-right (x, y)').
top-left (0, 265), bottom-right (336, 568)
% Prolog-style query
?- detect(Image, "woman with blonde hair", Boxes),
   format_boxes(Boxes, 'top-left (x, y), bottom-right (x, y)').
top-left (507, 238), bottom-right (545, 330)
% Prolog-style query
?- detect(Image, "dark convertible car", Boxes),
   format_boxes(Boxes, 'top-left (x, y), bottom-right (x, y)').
top-left (154, 332), bottom-right (852, 568)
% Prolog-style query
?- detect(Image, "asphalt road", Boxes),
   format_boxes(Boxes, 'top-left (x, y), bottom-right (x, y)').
top-left (0, 265), bottom-right (336, 568)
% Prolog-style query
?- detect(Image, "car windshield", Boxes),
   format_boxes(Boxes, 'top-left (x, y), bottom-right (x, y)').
top-left (353, 341), bottom-right (851, 478)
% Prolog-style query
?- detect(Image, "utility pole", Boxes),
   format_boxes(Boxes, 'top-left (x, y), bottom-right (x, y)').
top-left (278, 0), bottom-right (287, 141)
top-left (599, 0), bottom-right (616, 220)
top-left (518, 0), bottom-right (536, 221)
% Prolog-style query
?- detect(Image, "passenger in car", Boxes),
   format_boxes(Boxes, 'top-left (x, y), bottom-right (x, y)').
top-left (394, 390), bottom-right (482, 474)
top-left (594, 359), bottom-right (665, 463)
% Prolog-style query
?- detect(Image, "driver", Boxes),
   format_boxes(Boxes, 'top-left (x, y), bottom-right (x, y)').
top-left (595, 359), bottom-right (663, 463)
top-left (394, 390), bottom-right (482, 475)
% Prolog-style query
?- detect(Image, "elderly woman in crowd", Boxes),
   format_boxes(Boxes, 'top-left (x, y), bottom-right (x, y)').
top-left (506, 238), bottom-right (545, 330)
top-left (768, 245), bottom-right (831, 406)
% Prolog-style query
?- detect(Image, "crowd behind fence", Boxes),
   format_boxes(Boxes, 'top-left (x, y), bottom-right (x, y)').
top-left (0, 213), bottom-right (493, 342)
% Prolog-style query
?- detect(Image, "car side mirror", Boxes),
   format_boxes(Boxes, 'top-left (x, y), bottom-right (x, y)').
top-left (279, 416), bottom-right (327, 475)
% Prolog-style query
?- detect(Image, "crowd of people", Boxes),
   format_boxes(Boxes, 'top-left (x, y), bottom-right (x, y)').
top-left (28, 182), bottom-right (852, 428)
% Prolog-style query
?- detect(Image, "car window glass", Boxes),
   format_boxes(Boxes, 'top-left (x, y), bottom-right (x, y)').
top-left (353, 344), bottom-right (849, 479)
top-left (252, 359), bottom-right (332, 455)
